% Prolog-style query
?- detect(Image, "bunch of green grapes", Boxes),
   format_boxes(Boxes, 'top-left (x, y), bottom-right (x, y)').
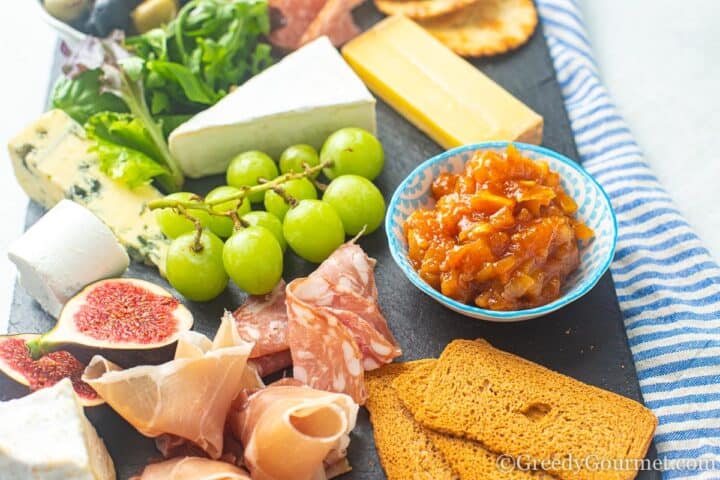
top-left (154, 127), bottom-right (387, 301)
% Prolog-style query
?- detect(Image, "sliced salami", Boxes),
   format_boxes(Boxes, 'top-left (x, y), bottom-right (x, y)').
top-left (286, 242), bottom-right (401, 404)
top-left (233, 280), bottom-right (289, 358)
top-left (309, 242), bottom-right (401, 356)
top-left (290, 275), bottom-right (398, 369)
top-left (286, 285), bottom-right (367, 403)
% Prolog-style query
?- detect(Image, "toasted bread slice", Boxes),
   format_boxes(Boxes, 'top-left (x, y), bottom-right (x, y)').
top-left (409, 339), bottom-right (657, 480)
top-left (394, 360), bottom-right (553, 480)
top-left (365, 361), bottom-right (458, 480)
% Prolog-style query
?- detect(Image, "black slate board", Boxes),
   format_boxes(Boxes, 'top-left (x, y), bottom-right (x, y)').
top-left (3, 4), bottom-right (659, 479)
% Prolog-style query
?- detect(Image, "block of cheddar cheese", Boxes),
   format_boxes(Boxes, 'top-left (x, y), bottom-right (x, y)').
top-left (342, 16), bottom-right (543, 149)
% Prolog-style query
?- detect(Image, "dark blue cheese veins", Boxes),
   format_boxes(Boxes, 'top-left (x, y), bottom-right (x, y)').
top-left (8, 109), bottom-right (169, 270)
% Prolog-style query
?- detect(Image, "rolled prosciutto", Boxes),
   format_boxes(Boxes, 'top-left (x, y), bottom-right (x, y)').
top-left (231, 385), bottom-right (358, 480)
top-left (131, 457), bottom-right (251, 479)
top-left (83, 312), bottom-right (261, 459)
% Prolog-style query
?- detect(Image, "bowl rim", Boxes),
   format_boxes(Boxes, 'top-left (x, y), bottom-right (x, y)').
top-left (385, 141), bottom-right (618, 320)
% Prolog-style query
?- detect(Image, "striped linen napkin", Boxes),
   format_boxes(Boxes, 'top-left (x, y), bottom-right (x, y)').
top-left (537, 0), bottom-right (720, 478)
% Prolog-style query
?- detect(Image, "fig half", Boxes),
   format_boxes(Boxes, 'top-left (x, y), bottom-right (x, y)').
top-left (0, 278), bottom-right (193, 405)
top-left (0, 333), bottom-right (102, 406)
top-left (31, 278), bottom-right (194, 356)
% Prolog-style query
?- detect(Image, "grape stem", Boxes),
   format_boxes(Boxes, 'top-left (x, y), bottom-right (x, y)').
top-left (147, 160), bottom-right (332, 214)
top-left (270, 186), bottom-right (298, 207)
top-left (177, 204), bottom-right (204, 252)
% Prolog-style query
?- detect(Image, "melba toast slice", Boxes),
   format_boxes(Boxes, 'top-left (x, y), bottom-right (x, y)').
top-left (394, 360), bottom-right (551, 480)
top-left (411, 339), bottom-right (657, 480)
top-left (365, 361), bottom-right (458, 480)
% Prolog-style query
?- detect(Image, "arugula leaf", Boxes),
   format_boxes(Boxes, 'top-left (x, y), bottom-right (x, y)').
top-left (126, 0), bottom-right (273, 116)
top-left (86, 112), bottom-right (169, 188)
top-left (51, 70), bottom-right (128, 124)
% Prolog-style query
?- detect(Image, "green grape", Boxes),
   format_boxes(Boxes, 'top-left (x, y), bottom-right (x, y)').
top-left (205, 186), bottom-right (251, 238)
top-left (242, 211), bottom-right (287, 252)
top-left (321, 128), bottom-right (384, 181)
top-left (223, 226), bottom-right (283, 295)
top-left (323, 175), bottom-right (386, 236)
top-left (226, 151), bottom-right (279, 203)
top-left (283, 199), bottom-right (345, 263)
top-left (166, 231), bottom-right (228, 301)
top-left (264, 178), bottom-right (317, 221)
top-left (279, 144), bottom-right (320, 178)
top-left (155, 192), bottom-right (211, 239)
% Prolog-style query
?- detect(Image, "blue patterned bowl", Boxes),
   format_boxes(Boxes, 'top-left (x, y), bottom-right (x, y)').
top-left (385, 142), bottom-right (617, 322)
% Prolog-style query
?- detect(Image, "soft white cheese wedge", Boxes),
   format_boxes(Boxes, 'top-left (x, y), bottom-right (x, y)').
top-left (169, 36), bottom-right (377, 178)
top-left (0, 379), bottom-right (116, 480)
top-left (8, 200), bottom-right (130, 318)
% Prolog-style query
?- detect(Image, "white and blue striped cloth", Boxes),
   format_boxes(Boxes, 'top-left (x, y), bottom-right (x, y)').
top-left (537, 1), bottom-right (720, 478)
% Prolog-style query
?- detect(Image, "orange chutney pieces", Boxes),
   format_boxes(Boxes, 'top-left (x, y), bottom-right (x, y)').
top-left (404, 145), bottom-right (594, 311)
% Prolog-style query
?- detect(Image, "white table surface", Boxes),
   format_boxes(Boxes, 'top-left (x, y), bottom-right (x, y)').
top-left (1, 1), bottom-right (718, 332)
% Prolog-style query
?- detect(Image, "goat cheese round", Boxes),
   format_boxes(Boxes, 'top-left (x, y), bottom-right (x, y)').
top-left (7, 200), bottom-right (130, 318)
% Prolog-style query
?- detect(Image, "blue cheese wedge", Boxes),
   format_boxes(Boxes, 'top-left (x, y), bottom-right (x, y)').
top-left (7, 110), bottom-right (168, 269)
top-left (169, 36), bottom-right (377, 178)
top-left (8, 200), bottom-right (130, 318)
top-left (0, 379), bottom-right (116, 480)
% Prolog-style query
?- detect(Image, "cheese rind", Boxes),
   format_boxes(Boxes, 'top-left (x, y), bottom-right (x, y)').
top-left (8, 110), bottom-right (168, 269)
top-left (0, 379), bottom-right (116, 480)
top-left (169, 36), bottom-right (377, 178)
top-left (341, 16), bottom-right (543, 149)
top-left (8, 200), bottom-right (130, 318)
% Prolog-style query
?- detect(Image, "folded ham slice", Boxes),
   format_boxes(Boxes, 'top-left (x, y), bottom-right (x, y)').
top-left (287, 242), bottom-right (401, 404)
top-left (83, 312), bottom-right (261, 459)
top-left (231, 385), bottom-right (358, 480)
top-left (131, 457), bottom-right (251, 480)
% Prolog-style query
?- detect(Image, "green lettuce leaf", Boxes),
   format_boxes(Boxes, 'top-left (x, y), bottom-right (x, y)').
top-left (85, 112), bottom-right (169, 188)
top-left (51, 70), bottom-right (128, 124)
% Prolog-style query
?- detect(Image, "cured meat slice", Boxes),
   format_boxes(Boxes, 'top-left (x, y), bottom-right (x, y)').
top-left (290, 275), bottom-right (397, 370)
top-left (131, 457), bottom-right (250, 480)
top-left (268, 0), bottom-right (326, 50)
top-left (83, 312), bottom-right (261, 459)
top-left (231, 385), bottom-right (358, 480)
top-left (233, 280), bottom-right (289, 358)
top-left (287, 284), bottom-right (367, 403)
top-left (286, 242), bottom-right (400, 403)
top-left (310, 242), bottom-right (400, 353)
top-left (249, 349), bottom-right (293, 377)
top-left (300, 0), bottom-right (363, 47)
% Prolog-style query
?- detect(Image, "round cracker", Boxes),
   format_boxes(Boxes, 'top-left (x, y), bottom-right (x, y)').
top-left (418, 0), bottom-right (538, 57)
top-left (374, 0), bottom-right (478, 19)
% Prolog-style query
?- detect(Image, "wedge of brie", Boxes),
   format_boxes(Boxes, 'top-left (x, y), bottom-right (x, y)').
top-left (0, 379), bottom-right (116, 480)
top-left (169, 36), bottom-right (377, 178)
top-left (8, 200), bottom-right (129, 318)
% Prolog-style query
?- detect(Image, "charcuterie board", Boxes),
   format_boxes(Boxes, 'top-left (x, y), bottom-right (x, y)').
top-left (3, 3), bottom-right (660, 479)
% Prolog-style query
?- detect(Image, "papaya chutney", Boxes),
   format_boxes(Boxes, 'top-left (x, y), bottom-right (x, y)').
top-left (404, 145), bottom-right (594, 311)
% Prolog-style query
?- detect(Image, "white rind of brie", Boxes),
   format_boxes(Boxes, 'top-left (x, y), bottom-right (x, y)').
top-left (8, 200), bottom-right (129, 318)
top-left (0, 379), bottom-right (116, 480)
top-left (169, 36), bottom-right (377, 178)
